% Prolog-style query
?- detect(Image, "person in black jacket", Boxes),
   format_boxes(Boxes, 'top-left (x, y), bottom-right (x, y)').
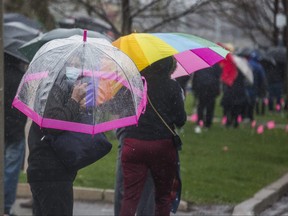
top-left (27, 71), bottom-right (87, 216)
top-left (117, 56), bottom-right (186, 216)
top-left (4, 54), bottom-right (27, 216)
top-left (221, 70), bottom-right (248, 128)
top-left (192, 64), bottom-right (221, 133)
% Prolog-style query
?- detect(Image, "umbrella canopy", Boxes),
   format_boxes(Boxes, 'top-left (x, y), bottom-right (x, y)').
top-left (13, 32), bottom-right (147, 135)
top-left (4, 13), bottom-right (43, 30)
top-left (19, 28), bottom-right (111, 62)
top-left (4, 22), bottom-right (41, 62)
top-left (112, 32), bottom-right (229, 78)
top-left (266, 46), bottom-right (287, 63)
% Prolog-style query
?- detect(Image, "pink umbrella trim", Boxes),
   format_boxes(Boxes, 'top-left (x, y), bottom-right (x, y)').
top-left (12, 96), bottom-right (146, 135)
top-left (13, 70), bottom-right (147, 134)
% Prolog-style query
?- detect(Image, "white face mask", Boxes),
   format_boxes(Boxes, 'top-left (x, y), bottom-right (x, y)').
top-left (66, 67), bottom-right (81, 81)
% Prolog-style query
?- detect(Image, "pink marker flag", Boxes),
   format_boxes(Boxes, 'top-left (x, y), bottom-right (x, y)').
top-left (266, 121), bottom-right (275, 129)
top-left (264, 98), bottom-right (269, 106)
top-left (199, 120), bottom-right (204, 127)
top-left (222, 116), bottom-right (227, 125)
top-left (237, 115), bottom-right (242, 123)
top-left (276, 104), bottom-right (281, 111)
top-left (257, 125), bottom-right (264, 134)
top-left (190, 113), bottom-right (198, 122)
top-left (251, 120), bottom-right (256, 128)
top-left (285, 125), bottom-right (288, 133)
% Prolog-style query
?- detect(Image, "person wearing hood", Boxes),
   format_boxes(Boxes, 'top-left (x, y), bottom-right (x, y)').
top-left (246, 50), bottom-right (267, 120)
top-left (115, 56), bottom-right (186, 216)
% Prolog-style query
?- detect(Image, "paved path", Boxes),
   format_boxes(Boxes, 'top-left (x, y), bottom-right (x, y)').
top-left (260, 193), bottom-right (288, 216)
top-left (13, 171), bottom-right (288, 216)
top-left (14, 198), bottom-right (233, 216)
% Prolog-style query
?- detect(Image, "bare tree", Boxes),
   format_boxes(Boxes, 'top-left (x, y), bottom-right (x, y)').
top-left (5, 0), bottom-right (285, 47)
top-left (203, 0), bottom-right (287, 47)
top-left (4, 0), bottom-right (56, 30)
top-left (48, 0), bottom-right (212, 37)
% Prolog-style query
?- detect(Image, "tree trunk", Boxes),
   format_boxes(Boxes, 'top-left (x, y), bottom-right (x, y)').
top-left (121, 0), bottom-right (132, 35)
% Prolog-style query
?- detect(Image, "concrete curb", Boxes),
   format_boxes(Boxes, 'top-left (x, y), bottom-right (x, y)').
top-left (17, 183), bottom-right (189, 212)
top-left (232, 172), bottom-right (288, 216)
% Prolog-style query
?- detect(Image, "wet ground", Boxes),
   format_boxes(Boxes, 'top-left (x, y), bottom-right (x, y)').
top-left (260, 193), bottom-right (288, 216)
top-left (14, 198), bottom-right (234, 216)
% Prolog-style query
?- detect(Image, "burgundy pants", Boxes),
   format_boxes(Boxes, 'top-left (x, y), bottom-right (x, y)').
top-left (120, 138), bottom-right (177, 216)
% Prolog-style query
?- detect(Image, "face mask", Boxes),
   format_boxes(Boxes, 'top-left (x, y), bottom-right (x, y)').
top-left (66, 67), bottom-right (81, 81)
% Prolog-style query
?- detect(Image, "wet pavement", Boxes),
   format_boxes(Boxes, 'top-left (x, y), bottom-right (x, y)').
top-left (13, 171), bottom-right (288, 216)
top-left (14, 198), bottom-right (234, 216)
top-left (260, 193), bottom-right (288, 216)
top-left (14, 195), bottom-right (288, 216)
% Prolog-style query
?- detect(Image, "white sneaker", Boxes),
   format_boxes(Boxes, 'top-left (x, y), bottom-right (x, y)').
top-left (194, 126), bottom-right (202, 134)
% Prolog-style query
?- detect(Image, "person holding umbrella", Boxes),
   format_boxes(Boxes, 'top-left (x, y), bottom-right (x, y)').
top-left (27, 71), bottom-right (87, 215)
top-left (117, 56), bottom-right (186, 216)
top-left (3, 19), bottom-right (40, 216)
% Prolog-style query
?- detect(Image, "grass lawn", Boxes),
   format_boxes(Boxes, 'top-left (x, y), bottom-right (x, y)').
top-left (20, 92), bottom-right (288, 205)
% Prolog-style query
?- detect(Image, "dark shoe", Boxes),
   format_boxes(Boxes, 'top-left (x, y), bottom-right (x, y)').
top-left (20, 199), bottom-right (33, 208)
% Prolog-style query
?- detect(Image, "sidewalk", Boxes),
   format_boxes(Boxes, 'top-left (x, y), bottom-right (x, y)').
top-left (15, 172), bottom-right (288, 216)
top-left (232, 172), bottom-right (288, 215)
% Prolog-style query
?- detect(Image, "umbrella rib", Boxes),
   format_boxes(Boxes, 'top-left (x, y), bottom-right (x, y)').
top-left (89, 42), bottom-right (140, 115)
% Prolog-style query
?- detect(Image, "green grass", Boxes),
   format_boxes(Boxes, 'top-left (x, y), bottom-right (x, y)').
top-left (20, 92), bottom-right (288, 205)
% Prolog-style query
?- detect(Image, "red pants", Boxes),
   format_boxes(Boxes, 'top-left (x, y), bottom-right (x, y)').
top-left (120, 138), bottom-right (177, 216)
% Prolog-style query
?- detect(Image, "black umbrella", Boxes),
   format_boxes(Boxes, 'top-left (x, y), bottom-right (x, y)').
top-left (4, 12), bottom-right (43, 30)
top-left (266, 46), bottom-right (287, 63)
top-left (4, 22), bottom-right (41, 62)
top-left (19, 28), bottom-right (111, 62)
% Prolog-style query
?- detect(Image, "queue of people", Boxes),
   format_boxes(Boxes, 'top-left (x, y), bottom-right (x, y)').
top-left (186, 44), bottom-right (285, 133)
top-left (3, 14), bottom-right (286, 216)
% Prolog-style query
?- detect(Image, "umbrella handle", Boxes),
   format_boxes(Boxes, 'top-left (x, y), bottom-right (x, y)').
top-left (83, 29), bottom-right (87, 42)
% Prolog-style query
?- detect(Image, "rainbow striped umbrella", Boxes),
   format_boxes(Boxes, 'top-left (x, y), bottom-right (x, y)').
top-left (112, 32), bottom-right (229, 78)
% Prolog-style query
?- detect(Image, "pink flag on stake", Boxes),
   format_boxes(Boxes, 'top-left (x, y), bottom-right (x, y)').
top-left (237, 115), bottom-right (242, 123)
top-left (222, 116), bottom-right (227, 125)
top-left (266, 121), bottom-right (275, 129)
top-left (251, 120), bottom-right (256, 128)
top-left (276, 104), bottom-right (281, 111)
top-left (264, 98), bottom-right (269, 106)
top-left (257, 125), bottom-right (264, 134)
top-left (190, 113), bottom-right (198, 122)
top-left (199, 120), bottom-right (204, 127)
top-left (285, 125), bottom-right (288, 133)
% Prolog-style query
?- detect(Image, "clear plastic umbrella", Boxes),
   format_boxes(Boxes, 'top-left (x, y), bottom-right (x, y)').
top-left (13, 31), bottom-right (147, 134)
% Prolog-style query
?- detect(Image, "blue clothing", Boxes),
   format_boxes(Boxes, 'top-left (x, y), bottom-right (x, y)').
top-left (4, 139), bottom-right (25, 215)
top-left (247, 58), bottom-right (267, 100)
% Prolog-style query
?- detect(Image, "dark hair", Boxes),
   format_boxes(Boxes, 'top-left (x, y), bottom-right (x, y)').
top-left (141, 56), bottom-right (176, 78)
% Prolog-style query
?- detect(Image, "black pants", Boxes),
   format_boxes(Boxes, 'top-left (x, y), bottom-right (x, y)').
top-left (196, 94), bottom-right (216, 128)
top-left (30, 181), bottom-right (74, 216)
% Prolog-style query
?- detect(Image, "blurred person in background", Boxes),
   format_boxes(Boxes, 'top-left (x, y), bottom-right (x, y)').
top-left (265, 50), bottom-right (285, 112)
top-left (245, 50), bottom-right (268, 120)
top-left (4, 53), bottom-right (27, 216)
top-left (192, 64), bottom-right (221, 133)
